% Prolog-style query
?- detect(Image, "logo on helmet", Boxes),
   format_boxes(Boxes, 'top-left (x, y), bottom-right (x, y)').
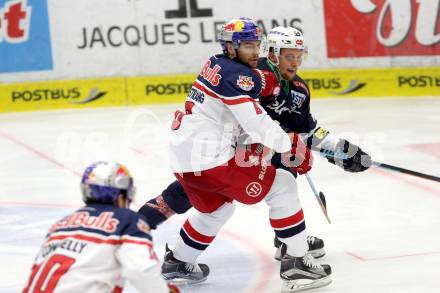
top-left (219, 17), bottom-right (263, 52)
top-left (116, 166), bottom-right (130, 176)
top-left (266, 26), bottom-right (306, 54)
top-left (224, 20), bottom-right (245, 32)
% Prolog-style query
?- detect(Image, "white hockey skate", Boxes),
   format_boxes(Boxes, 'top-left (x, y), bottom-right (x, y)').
top-left (161, 244), bottom-right (210, 285)
top-left (274, 236), bottom-right (326, 261)
top-left (280, 247), bottom-right (332, 292)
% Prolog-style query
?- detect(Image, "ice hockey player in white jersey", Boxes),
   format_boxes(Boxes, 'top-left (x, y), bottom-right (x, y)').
top-left (164, 17), bottom-right (332, 292)
top-left (23, 161), bottom-right (176, 293)
top-left (169, 20), bottom-right (289, 173)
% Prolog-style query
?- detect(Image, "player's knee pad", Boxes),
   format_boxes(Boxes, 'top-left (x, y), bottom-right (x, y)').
top-left (190, 202), bottom-right (236, 234)
top-left (265, 169), bottom-right (299, 208)
top-left (208, 201), bottom-right (236, 221)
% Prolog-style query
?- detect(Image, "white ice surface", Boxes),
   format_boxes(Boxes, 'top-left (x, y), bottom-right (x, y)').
top-left (1, 97), bottom-right (439, 293)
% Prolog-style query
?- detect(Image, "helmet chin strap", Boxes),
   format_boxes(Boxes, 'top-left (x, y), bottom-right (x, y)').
top-left (272, 54), bottom-right (280, 67)
top-left (267, 50), bottom-right (280, 67)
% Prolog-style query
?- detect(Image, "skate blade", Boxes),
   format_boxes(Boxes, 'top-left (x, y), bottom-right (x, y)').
top-left (281, 276), bottom-right (332, 292)
top-left (164, 276), bottom-right (207, 286)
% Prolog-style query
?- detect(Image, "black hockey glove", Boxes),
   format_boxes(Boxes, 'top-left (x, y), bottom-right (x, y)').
top-left (327, 139), bottom-right (372, 172)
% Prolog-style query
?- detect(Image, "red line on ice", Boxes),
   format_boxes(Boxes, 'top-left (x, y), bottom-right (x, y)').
top-left (167, 218), bottom-right (276, 293)
top-left (408, 142), bottom-right (440, 160)
top-left (220, 229), bottom-right (277, 293)
top-left (370, 168), bottom-right (440, 197)
top-left (0, 129), bottom-right (81, 177)
top-left (0, 201), bottom-right (81, 208)
top-left (345, 250), bottom-right (440, 261)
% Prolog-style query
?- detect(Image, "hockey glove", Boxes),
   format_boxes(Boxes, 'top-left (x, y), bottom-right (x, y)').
top-left (236, 143), bottom-right (274, 167)
top-left (257, 70), bottom-right (280, 102)
top-left (327, 139), bottom-right (372, 172)
top-left (282, 133), bottom-right (313, 175)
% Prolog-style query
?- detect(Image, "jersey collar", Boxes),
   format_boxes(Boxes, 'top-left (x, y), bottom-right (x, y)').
top-left (266, 59), bottom-right (290, 95)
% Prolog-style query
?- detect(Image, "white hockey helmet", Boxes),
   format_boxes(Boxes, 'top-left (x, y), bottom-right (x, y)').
top-left (266, 26), bottom-right (306, 57)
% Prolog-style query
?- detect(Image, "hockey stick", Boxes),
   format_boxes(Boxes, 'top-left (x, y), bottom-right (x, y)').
top-left (370, 162), bottom-right (440, 182)
top-left (313, 148), bottom-right (440, 183)
top-left (305, 173), bottom-right (331, 224)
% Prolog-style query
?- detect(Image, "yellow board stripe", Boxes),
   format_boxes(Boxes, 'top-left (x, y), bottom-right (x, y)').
top-left (0, 77), bottom-right (127, 113)
top-left (299, 67), bottom-right (440, 98)
top-left (0, 67), bottom-right (439, 113)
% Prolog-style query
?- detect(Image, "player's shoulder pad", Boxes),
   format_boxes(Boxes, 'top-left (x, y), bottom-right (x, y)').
top-left (203, 55), bottom-right (262, 98)
top-left (292, 75), bottom-right (310, 97)
top-left (46, 204), bottom-right (152, 241)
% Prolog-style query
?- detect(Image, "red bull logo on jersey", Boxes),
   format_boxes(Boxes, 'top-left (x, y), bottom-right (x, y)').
top-left (137, 218), bottom-right (151, 234)
top-left (200, 59), bottom-right (222, 86)
top-left (49, 212), bottom-right (120, 233)
top-left (237, 75), bottom-right (255, 91)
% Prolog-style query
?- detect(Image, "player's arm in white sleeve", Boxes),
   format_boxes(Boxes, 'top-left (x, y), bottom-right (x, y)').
top-left (229, 101), bottom-right (291, 153)
top-left (223, 74), bottom-right (291, 153)
top-left (115, 217), bottom-right (169, 293)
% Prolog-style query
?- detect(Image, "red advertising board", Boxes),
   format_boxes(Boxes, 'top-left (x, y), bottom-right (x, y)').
top-left (323, 0), bottom-right (440, 58)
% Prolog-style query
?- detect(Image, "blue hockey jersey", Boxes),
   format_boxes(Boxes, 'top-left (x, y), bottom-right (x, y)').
top-left (23, 203), bottom-right (167, 293)
top-left (258, 58), bottom-right (317, 134)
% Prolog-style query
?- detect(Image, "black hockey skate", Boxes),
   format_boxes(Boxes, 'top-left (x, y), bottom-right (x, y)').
top-left (274, 236), bottom-right (325, 261)
top-left (280, 244), bottom-right (332, 292)
top-left (161, 244), bottom-right (210, 285)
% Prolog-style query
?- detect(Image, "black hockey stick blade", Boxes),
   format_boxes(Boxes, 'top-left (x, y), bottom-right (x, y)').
top-left (305, 174), bottom-right (331, 224)
top-left (319, 191), bottom-right (327, 209)
top-left (317, 191), bottom-right (331, 224)
top-left (317, 197), bottom-right (331, 224)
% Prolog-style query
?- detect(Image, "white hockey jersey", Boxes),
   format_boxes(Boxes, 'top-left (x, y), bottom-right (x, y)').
top-left (170, 55), bottom-right (291, 172)
top-left (23, 203), bottom-right (168, 293)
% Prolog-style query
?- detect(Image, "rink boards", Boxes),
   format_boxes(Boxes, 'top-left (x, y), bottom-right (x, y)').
top-left (0, 67), bottom-right (439, 113)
